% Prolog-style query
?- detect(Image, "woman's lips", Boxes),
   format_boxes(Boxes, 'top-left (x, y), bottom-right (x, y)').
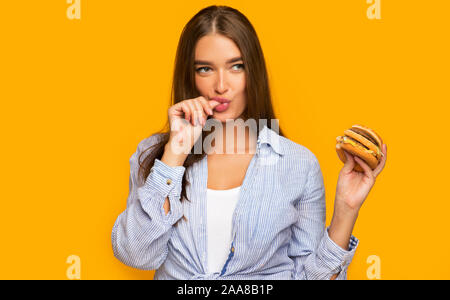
top-left (214, 102), bottom-right (230, 112)
top-left (211, 97), bottom-right (231, 113)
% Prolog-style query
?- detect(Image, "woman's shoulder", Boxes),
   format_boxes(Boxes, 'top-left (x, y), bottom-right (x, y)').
top-left (137, 132), bottom-right (165, 151)
top-left (274, 136), bottom-right (323, 191)
top-left (278, 135), bottom-right (319, 165)
top-left (131, 132), bottom-right (167, 162)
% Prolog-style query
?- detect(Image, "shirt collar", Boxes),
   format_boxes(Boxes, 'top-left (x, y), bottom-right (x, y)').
top-left (257, 124), bottom-right (284, 156)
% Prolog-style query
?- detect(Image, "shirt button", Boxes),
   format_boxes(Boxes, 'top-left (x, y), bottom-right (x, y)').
top-left (166, 179), bottom-right (172, 185)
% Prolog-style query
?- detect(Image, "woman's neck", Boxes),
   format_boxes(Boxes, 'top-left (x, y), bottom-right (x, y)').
top-left (210, 121), bottom-right (257, 155)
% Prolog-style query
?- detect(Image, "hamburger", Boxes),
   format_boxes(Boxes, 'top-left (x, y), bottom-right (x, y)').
top-left (336, 125), bottom-right (384, 172)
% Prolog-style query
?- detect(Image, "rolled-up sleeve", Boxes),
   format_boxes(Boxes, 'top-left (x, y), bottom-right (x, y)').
top-left (289, 153), bottom-right (359, 280)
top-left (313, 227), bottom-right (359, 280)
top-left (111, 134), bottom-right (186, 270)
top-left (138, 158), bottom-right (186, 225)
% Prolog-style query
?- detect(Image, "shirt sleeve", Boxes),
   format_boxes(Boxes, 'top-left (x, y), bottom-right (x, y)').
top-left (111, 134), bottom-right (186, 270)
top-left (289, 153), bottom-right (359, 280)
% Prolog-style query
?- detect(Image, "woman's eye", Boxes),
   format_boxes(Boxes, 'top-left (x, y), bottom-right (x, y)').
top-left (232, 64), bottom-right (245, 71)
top-left (196, 67), bottom-right (211, 73)
top-left (196, 64), bottom-right (244, 73)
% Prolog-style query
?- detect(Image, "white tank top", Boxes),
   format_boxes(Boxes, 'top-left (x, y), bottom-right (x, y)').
top-left (206, 185), bottom-right (241, 274)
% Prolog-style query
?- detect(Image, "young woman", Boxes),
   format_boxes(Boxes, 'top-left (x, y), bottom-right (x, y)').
top-left (111, 5), bottom-right (387, 280)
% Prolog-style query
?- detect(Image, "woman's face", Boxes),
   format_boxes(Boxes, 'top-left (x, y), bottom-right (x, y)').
top-left (194, 33), bottom-right (246, 123)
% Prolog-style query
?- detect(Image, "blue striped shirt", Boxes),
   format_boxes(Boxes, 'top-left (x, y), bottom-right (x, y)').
top-left (111, 125), bottom-right (359, 280)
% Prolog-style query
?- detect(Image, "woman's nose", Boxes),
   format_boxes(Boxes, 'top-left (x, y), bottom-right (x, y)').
top-left (215, 70), bottom-right (228, 94)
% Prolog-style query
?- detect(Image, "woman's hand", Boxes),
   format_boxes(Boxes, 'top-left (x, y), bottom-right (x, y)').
top-left (328, 144), bottom-right (388, 257)
top-left (167, 96), bottom-right (220, 156)
top-left (334, 144), bottom-right (388, 214)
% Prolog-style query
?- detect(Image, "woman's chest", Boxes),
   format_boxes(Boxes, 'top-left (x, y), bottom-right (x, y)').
top-left (207, 154), bottom-right (254, 190)
top-left (177, 156), bottom-right (307, 259)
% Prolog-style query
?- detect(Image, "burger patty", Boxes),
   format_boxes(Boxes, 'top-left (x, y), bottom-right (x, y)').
top-left (343, 136), bottom-right (379, 158)
top-left (344, 136), bottom-right (370, 150)
top-left (348, 129), bottom-right (379, 146)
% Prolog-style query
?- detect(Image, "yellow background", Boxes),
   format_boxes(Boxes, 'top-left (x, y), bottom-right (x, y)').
top-left (1, 0), bottom-right (449, 280)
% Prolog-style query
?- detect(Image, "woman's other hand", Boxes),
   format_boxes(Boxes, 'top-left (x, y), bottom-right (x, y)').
top-left (335, 144), bottom-right (388, 214)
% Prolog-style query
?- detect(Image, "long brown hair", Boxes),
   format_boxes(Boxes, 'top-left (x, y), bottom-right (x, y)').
top-left (138, 5), bottom-right (285, 205)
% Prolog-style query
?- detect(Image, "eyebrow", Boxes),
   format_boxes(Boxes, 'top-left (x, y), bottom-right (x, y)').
top-left (194, 56), bottom-right (243, 65)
